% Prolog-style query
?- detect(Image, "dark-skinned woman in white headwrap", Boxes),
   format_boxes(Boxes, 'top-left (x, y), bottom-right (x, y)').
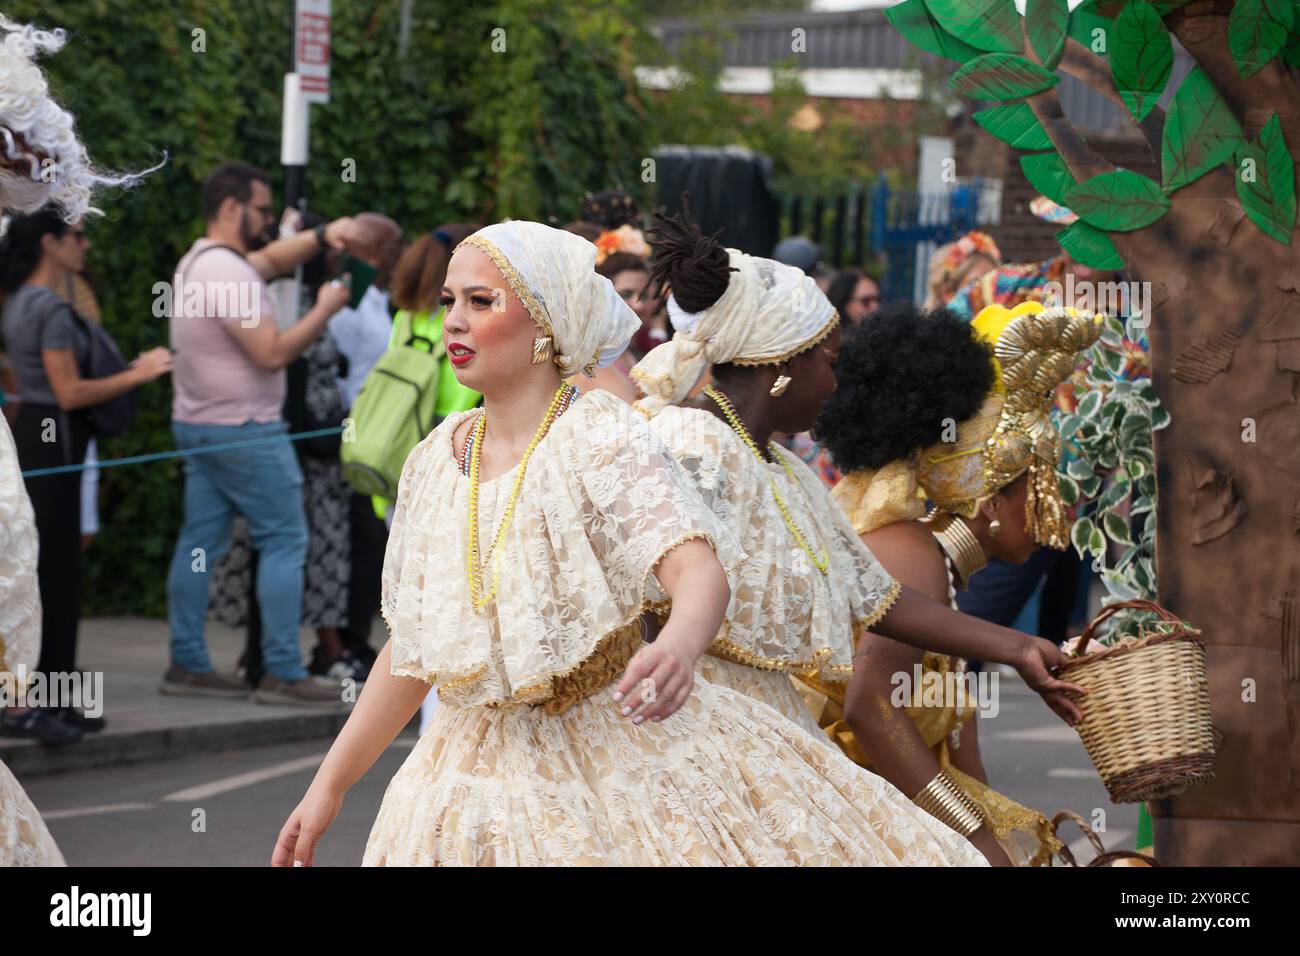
top-left (632, 208), bottom-right (1085, 865)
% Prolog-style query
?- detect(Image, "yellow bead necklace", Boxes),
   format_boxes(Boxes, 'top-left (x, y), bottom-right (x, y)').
top-left (467, 383), bottom-right (578, 611)
top-left (703, 384), bottom-right (830, 576)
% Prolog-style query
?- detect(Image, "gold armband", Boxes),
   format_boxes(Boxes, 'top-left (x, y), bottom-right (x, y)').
top-left (912, 771), bottom-right (985, 838)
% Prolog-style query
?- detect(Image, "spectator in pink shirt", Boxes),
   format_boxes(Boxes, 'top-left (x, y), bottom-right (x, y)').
top-left (163, 160), bottom-right (358, 708)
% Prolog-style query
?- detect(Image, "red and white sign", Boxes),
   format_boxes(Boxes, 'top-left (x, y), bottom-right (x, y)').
top-left (295, 0), bottom-right (331, 104)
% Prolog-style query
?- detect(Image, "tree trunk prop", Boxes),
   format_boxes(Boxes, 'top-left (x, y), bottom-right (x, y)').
top-left (890, 0), bottom-right (1300, 864)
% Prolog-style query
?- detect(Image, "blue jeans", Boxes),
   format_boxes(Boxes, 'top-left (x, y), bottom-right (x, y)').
top-left (167, 420), bottom-right (308, 682)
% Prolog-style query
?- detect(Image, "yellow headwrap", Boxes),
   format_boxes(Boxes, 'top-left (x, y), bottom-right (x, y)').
top-left (834, 301), bottom-right (1102, 549)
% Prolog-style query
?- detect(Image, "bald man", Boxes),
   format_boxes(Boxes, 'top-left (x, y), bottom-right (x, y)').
top-left (328, 212), bottom-right (403, 409)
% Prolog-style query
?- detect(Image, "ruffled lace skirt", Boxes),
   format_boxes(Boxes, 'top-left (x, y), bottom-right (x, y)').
top-left (694, 654), bottom-right (826, 739)
top-left (0, 759), bottom-right (65, 866)
top-left (363, 677), bottom-right (985, 866)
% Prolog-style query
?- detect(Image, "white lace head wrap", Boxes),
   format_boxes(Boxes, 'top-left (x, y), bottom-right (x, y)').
top-left (631, 249), bottom-right (838, 416)
top-left (457, 220), bottom-right (640, 378)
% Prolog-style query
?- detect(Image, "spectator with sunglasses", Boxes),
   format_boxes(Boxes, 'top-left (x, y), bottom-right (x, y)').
top-left (826, 268), bottom-right (882, 325)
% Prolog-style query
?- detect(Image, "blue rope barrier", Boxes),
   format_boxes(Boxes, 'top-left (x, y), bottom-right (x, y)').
top-left (19, 426), bottom-right (346, 478)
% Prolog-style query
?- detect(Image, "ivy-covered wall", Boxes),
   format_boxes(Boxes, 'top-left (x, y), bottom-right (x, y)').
top-left (11, 0), bottom-right (651, 615)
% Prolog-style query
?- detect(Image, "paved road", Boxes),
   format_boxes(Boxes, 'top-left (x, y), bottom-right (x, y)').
top-left (22, 672), bottom-right (1137, 865)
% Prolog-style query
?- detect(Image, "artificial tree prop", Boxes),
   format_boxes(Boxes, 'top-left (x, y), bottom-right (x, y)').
top-left (888, 0), bottom-right (1300, 865)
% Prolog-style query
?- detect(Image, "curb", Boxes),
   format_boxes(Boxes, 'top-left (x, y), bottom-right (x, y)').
top-left (0, 710), bottom-right (371, 777)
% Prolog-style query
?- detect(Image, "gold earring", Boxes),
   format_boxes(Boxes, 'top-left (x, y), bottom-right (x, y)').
top-left (531, 336), bottom-right (552, 365)
top-left (770, 374), bottom-right (792, 397)
top-left (989, 517), bottom-right (1001, 538)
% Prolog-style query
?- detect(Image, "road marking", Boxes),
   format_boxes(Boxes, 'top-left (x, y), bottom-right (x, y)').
top-left (1048, 767), bottom-right (1098, 779)
top-left (44, 801), bottom-right (154, 821)
top-left (161, 753), bottom-right (326, 802)
top-left (992, 724), bottom-right (1079, 743)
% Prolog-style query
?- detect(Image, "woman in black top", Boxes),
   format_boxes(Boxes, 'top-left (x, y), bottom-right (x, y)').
top-left (0, 209), bottom-right (170, 734)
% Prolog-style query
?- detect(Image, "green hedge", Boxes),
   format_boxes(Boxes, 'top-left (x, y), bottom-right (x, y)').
top-left (11, 0), bottom-right (651, 616)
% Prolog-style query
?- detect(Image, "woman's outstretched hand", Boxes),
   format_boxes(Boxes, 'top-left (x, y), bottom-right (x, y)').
top-left (1015, 637), bottom-right (1087, 726)
top-left (271, 784), bottom-right (343, 867)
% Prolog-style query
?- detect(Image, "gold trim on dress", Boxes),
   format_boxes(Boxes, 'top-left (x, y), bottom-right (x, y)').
top-left (707, 640), bottom-right (833, 674)
top-left (393, 531), bottom-right (720, 711)
top-left (855, 577), bottom-right (903, 634)
top-left (730, 310), bottom-right (841, 366)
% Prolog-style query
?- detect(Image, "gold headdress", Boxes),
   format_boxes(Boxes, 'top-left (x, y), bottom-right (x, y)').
top-left (835, 301), bottom-right (1101, 549)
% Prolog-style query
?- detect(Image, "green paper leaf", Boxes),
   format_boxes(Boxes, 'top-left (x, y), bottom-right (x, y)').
top-left (1065, 169), bottom-right (1172, 230)
top-left (973, 103), bottom-right (1054, 149)
top-left (1228, 0), bottom-right (1293, 78)
top-left (1068, 0), bottom-right (1114, 58)
top-left (1111, 1), bottom-right (1173, 122)
top-left (1020, 150), bottom-right (1078, 204)
top-left (886, 0), bottom-right (984, 63)
top-left (1233, 113), bottom-right (1297, 245)
top-left (923, 0), bottom-right (1024, 53)
top-left (1284, 34), bottom-right (1300, 67)
top-left (1056, 221), bottom-right (1125, 270)
top-left (949, 53), bottom-right (1060, 99)
top-left (1161, 67), bottom-right (1245, 192)
top-left (1026, 0), bottom-right (1070, 69)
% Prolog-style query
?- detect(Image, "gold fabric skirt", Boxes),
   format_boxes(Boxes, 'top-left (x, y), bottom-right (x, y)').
top-left (362, 636), bottom-right (987, 866)
top-left (797, 656), bottom-right (1060, 867)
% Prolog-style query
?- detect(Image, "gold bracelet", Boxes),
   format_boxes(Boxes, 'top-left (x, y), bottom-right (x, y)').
top-left (912, 771), bottom-right (986, 838)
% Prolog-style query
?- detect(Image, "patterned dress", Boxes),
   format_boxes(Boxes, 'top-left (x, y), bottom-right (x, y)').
top-left (364, 391), bottom-right (985, 866)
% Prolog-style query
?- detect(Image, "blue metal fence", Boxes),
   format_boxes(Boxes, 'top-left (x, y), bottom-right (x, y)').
top-left (776, 174), bottom-right (988, 304)
top-left (870, 173), bottom-right (985, 304)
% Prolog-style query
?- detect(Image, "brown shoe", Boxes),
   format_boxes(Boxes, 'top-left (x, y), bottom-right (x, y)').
top-left (160, 665), bottom-right (251, 698)
top-left (253, 674), bottom-right (350, 710)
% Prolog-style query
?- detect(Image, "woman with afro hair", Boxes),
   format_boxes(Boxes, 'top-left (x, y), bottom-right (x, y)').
top-left (806, 299), bottom-right (1104, 865)
top-left (631, 205), bottom-right (1088, 865)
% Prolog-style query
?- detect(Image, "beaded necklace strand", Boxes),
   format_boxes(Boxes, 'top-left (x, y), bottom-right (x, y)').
top-left (703, 384), bottom-right (830, 575)
top-left (465, 383), bottom-right (579, 611)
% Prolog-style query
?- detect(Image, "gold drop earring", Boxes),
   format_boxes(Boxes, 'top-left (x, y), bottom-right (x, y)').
top-left (989, 515), bottom-right (1002, 537)
top-left (532, 335), bottom-right (553, 365)
top-left (769, 373), bottom-right (792, 397)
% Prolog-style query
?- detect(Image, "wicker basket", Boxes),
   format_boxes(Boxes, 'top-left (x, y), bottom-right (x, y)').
top-left (1059, 598), bottom-right (1216, 804)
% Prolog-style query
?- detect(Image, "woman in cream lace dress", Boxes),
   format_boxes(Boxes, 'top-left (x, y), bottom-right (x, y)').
top-left (271, 221), bottom-right (994, 867)
top-left (630, 211), bottom-right (1086, 865)
top-left (0, 415), bottom-right (66, 866)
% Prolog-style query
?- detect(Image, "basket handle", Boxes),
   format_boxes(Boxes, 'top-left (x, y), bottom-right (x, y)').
top-left (1075, 599), bottom-right (1183, 657)
top-left (1051, 810), bottom-right (1105, 866)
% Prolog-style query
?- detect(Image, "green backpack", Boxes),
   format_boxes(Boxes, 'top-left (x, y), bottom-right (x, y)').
top-left (340, 312), bottom-right (442, 499)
